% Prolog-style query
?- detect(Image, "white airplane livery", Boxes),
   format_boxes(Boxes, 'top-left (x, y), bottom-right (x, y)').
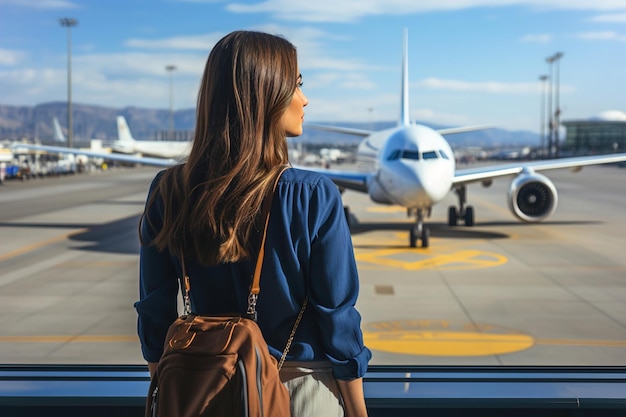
top-left (304, 30), bottom-right (626, 247)
top-left (52, 117), bottom-right (66, 143)
top-left (111, 116), bottom-right (192, 159)
top-left (11, 30), bottom-right (626, 248)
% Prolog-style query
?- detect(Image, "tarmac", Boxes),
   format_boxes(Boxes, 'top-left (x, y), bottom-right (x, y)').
top-left (0, 163), bottom-right (625, 366)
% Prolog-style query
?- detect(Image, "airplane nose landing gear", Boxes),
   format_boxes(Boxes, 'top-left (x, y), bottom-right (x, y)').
top-left (408, 208), bottom-right (430, 248)
top-left (410, 223), bottom-right (429, 248)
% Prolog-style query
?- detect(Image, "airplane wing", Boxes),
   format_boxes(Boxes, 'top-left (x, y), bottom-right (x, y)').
top-left (305, 123), bottom-right (493, 137)
top-left (295, 164), bottom-right (369, 193)
top-left (304, 123), bottom-right (373, 137)
top-left (11, 143), bottom-right (178, 168)
top-left (436, 125), bottom-right (493, 135)
top-left (453, 153), bottom-right (626, 185)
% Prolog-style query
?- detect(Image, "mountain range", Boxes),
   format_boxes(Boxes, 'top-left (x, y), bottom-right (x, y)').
top-left (0, 102), bottom-right (539, 150)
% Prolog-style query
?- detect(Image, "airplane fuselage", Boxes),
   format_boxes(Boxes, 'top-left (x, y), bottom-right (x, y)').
top-left (357, 124), bottom-right (455, 209)
top-left (111, 140), bottom-right (191, 159)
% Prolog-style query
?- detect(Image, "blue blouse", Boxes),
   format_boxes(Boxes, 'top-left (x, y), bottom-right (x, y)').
top-left (135, 167), bottom-right (371, 380)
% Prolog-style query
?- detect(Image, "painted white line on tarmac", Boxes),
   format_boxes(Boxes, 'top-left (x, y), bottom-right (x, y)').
top-left (0, 250), bottom-right (79, 288)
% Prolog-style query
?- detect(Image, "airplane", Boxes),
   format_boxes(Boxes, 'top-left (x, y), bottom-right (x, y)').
top-left (110, 116), bottom-right (192, 159)
top-left (14, 117), bottom-right (177, 168)
top-left (11, 30), bottom-right (626, 248)
top-left (52, 117), bottom-right (66, 143)
top-left (303, 29), bottom-right (626, 248)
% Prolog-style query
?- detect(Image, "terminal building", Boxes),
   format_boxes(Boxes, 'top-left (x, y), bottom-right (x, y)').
top-left (562, 110), bottom-right (626, 155)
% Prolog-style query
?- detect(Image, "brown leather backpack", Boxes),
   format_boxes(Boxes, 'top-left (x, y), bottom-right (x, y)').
top-left (146, 314), bottom-right (292, 417)
top-left (145, 167), bottom-right (305, 417)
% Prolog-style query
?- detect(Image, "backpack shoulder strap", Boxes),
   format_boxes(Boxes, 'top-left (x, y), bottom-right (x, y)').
top-left (250, 165), bottom-right (289, 296)
top-left (181, 165), bottom-right (289, 317)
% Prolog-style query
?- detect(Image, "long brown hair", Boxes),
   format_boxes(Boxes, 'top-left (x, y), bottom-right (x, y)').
top-left (141, 31), bottom-right (297, 264)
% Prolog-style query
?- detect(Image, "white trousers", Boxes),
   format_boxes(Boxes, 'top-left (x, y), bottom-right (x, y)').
top-left (280, 361), bottom-right (345, 417)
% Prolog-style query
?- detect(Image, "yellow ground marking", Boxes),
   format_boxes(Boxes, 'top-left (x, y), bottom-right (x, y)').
top-left (57, 260), bottom-right (137, 267)
top-left (363, 330), bottom-right (534, 356)
top-left (2, 333), bottom-right (626, 355)
top-left (363, 320), bottom-right (533, 356)
top-left (362, 320), bottom-right (626, 356)
top-left (352, 234), bottom-right (410, 249)
top-left (0, 335), bottom-right (137, 343)
top-left (355, 248), bottom-right (507, 271)
top-left (352, 225), bottom-right (508, 271)
top-left (366, 205), bottom-right (406, 213)
top-left (0, 228), bottom-right (88, 263)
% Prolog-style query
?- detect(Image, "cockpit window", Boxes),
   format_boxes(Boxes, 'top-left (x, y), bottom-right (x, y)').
top-left (401, 150), bottom-right (420, 160)
top-left (388, 149), bottom-right (421, 161)
top-left (422, 151), bottom-right (438, 160)
top-left (439, 150), bottom-right (450, 159)
top-left (387, 149), bottom-right (402, 161)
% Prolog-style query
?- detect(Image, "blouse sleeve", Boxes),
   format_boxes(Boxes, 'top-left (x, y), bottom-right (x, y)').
top-left (308, 175), bottom-right (372, 380)
top-left (134, 171), bottom-right (179, 363)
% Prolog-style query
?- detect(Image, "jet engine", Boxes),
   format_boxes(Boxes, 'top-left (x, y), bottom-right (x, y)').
top-left (507, 171), bottom-right (558, 222)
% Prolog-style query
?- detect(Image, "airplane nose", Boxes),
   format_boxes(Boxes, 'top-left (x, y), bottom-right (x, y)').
top-left (379, 161), bottom-right (451, 207)
top-left (421, 171), bottom-right (451, 202)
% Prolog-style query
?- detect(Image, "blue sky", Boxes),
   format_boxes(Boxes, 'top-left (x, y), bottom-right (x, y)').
top-left (1, 0), bottom-right (625, 133)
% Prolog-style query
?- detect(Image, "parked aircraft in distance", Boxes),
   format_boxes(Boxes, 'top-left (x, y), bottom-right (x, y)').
top-left (110, 116), bottom-right (191, 159)
top-left (52, 117), bottom-right (66, 143)
top-left (11, 30), bottom-right (626, 248)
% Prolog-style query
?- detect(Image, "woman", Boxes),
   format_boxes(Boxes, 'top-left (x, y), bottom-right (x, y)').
top-left (135, 30), bottom-right (371, 417)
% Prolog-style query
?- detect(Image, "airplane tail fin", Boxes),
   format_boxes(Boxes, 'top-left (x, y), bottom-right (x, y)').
top-left (116, 116), bottom-right (135, 143)
top-left (307, 29), bottom-right (410, 136)
top-left (53, 117), bottom-right (66, 143)
top-left (400, 28), bottom-right (410, 127)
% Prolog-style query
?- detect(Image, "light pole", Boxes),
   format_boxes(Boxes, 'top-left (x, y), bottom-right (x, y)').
top-left (552, 52), bottom-right (564, 158)
top-left (546, 52), bottom-right (564, 158)
top-left (59, 17), bottom-right (77, 148)
top-left (545, 54), bottom-right (556, 158)
top-left (165, 65), bottom-right (176, 140)
top-left (539, 75), bottom-right (548, 156)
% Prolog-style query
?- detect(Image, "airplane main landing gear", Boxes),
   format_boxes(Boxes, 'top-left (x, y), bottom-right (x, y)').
top-left (448, 205), bottom-right (474, 226)
top-left (448, 185), bottom-right (475, 226)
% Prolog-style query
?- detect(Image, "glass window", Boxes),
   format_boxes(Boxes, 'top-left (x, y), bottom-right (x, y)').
top-left (387, 149), bottom-right (402, 161)
top-left (401, 150), bottom-right (420, 160)
top-left (1, 2), bottom-right (624, 377)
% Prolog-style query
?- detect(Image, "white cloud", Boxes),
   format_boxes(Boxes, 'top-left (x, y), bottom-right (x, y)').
top-left (225, 0), bottom-right (626, 23)
top-left (176, 0), bottom-right (224, 2)
top-left (0, 49), bottom-right (26, 66)
top-left (339, 73), bottom-right (378, 90)
top-left (576, 31), bottom-right (626, 41)
top-left (0, 68), bottom-right (65, 105)
top-left (417, 78), bottom-right (543, 94)
top-left (591, 13), bottom-right (626, 22)
top-left (0, 25), bottom-right (372, 109)
top-left (74, 52), bottom-right (207, 77)
top-left (0, 68), bottom-right (59, 85)
top-left (305, 92), bottom-right (397, 122)
top-left (305, 71), bottom-right (378, 90)
top-left (0, 0), bottom-right (78, 9)
top-left (0, 50), bottom-right (208, 108)
top-left (411, 108), bottom-right (474, 127)
top-left (521, 34), bottom-right (552, 43)
top-left (124, 33), bottom-right (223, 50)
